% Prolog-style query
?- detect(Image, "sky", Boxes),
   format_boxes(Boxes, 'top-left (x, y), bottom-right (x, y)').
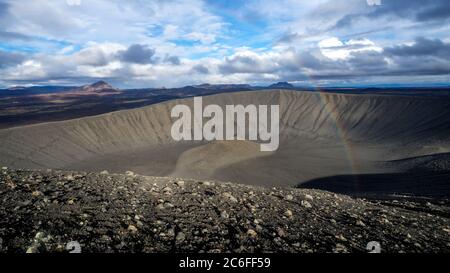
top-left (0, 0), bottom-right (450, 88)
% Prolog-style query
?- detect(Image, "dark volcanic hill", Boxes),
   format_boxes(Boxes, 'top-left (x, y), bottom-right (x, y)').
top-left (268, 82), bottom-right (294, 89)
top-left (76, 81), bottom-right (119, 93)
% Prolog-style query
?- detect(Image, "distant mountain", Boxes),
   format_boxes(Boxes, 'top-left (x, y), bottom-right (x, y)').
top-left (0, 81), bottom-right (119, 96)
top-left (268, 82), bottom-right (294, 89)
top-left (77, 81), bottom-right (119, 93)
top-left (0, 85), bottom-right (75, 96)
top-left (191, 83), bottom-right (254, 90)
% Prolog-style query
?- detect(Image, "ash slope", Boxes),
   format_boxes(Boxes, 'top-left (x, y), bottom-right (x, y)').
top-left (0, 90), bottom-right (449, 193)
top-left (0, 169), bottom-right (449, 253)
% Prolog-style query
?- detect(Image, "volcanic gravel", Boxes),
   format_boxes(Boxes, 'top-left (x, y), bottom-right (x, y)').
top-left (0, 168), bottom-right (449, 253)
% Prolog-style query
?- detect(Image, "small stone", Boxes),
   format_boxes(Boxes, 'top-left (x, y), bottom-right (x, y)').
top-left (35, 232), bottom-right (45, 240)
top-left (100, 235), bottom-right (111, 242)
top-left (301, 200), bottom-right (312, 208)
top-left (302, 194), bottom-right (314, 201)
top-left (175, 180), bottom-right (185, 187)
top-left (284, 209), bottom-right (293, 218)
top-left (220, 211), bottom-right (229, 219)
top-left (67, 199), bottom-right (75, 205)
top-left (277, 227), bottom-right (286, 238)
top-left (166, 228), bottom-right (175, 237)
top-left (163, 202), bottom-right (174, 209)
top-left (285, 194), bottom-right (294, 201)
top-left (334, 244), bottom-right (348, 253)
top-left (247, 229), bottom-right (257, 238)
top-left (162, 187), bottom-right (173, 195)
top-left (335, 234), bottom-right (347, 241)
top-left (127, 225), bottom-right (138, 233)
top-left (31, 191), bottom-right (42, 197)
top-left (26, 246), bottom-right (39, 253)
top-left (100, 170), bottom-right (109, 175)
top-left (176, 232), bottom-right (186, 242)
top-left (65, 175), bottom-right (75, 181)
top-left (223, 192), bottom-right (238, 203)
top-left (1, 166), bottom-right (8, 170)
top-left (356, 220), bottom-right (366, 227)
top-left (125, 171), bottom-right (135, 176)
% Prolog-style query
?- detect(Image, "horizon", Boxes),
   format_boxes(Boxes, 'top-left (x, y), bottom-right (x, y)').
top-left (1, 0), bottom-right (450, 88)
top-left (2, 80), bottom-right (450, 90)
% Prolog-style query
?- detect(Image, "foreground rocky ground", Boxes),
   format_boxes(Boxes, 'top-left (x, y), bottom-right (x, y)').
top-left (0, 168), bottom-right (449, 253)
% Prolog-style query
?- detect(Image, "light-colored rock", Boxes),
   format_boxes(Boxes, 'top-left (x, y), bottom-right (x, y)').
top-left (284, 209), bottom-right (293, 218)
top-left (304, 194), bottom-right (314, 201)
top-left (127, 225), bottom-right (138, 233)
top-left (247, 229), bottom-right (257, 238)
top-left (220, 211), bottom-right (229, 219)
top-left (223, 192), bottom-right (238, 203)
top-left (176, 232), bottom-right (186, 242)
top-left (175, 180), bottom-right (185, 187)
top-left (301, 200), bottom-right (312, 208)
top-left (66, 175), bottom-right (75, 181)
top-left (31, 191), bottom-right (42, 197)
top-left (285, 194), bottom-right (294, 201)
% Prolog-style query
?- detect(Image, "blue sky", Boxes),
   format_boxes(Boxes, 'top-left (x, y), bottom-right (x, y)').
top-left (0, 0), bottom-right (450, 88)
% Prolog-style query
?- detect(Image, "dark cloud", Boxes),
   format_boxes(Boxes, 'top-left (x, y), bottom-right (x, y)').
top-left (416, 3), bottom-right (450, 21)
top-left (276, 32), bottom-right (302, 44)
top-left (0, 1), bottom-right (9, 16)
top-left (334, 0), bottom-right (450, 30)
top-left (348, 50), bottom-right (388, 72)
top-left (164, 55), bottom-right (181, 65)
top-left (0, 50), bottom-right (26, 68)
top-left (118, 44), bottom-right (156, 64)
top-left (192, 64), bottom-right (209, 74)
top-left (217, 36), bottom-right (450, 82)
top-left (219, 55), bottom-right (272, 74)
top-left (0, 30), bottom-right (31, 41)
top-left (381, 38), bottom-right (450, 77)
top-left (384, 37), bottom-right (450, 57)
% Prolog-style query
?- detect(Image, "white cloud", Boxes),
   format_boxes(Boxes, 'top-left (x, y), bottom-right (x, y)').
top-left (319, 37), bottom-right (382, 60)
top-left (1, 0), bottom-right (224, 57)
